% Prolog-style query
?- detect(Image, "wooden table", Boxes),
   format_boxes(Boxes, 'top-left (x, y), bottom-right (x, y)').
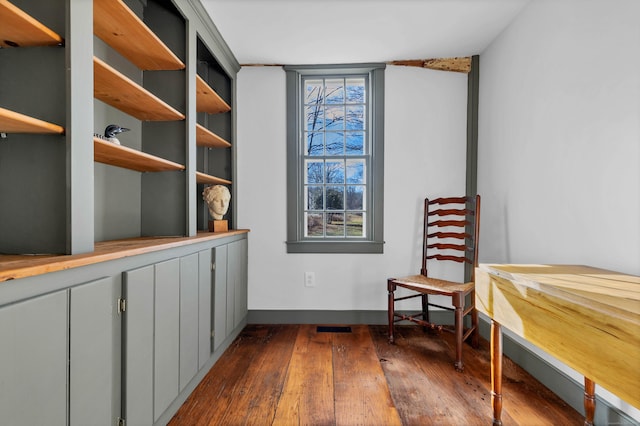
top-left (475, 264), bottom-right (640, 425)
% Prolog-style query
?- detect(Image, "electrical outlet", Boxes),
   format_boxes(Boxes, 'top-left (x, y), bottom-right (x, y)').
top-left (304, 271), bottom-right (316, 287)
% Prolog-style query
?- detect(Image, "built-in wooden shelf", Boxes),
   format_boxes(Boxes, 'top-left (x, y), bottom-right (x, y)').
top-left (196, 171), bottom-right (231, 185)
top-left (94, 57), bottom-right (185, 121)
top-left (0, 106), bottom-right (64, 134)
top-left (94, 137), bottom-right (185, 172)
top-left (0, 230), bottom-right (250, 282)
top-left (0, 1), bottom-right (63, 48)
top-left (196, 123), bottom-right (231, 148)
top-left (196, 75), bottom-right (231, 114)
top-left (93, 0), bottom-right (184, 71)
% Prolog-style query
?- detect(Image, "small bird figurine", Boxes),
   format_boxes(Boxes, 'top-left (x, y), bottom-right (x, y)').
top-left (104, 124), bottom-right (130, 145)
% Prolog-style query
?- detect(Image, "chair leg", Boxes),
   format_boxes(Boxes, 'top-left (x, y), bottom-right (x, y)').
top-left (421, 294), bottom-right (429, 332)
top-left (387, 279), bottom-right (396, 344)
top-left (471, 290), bottom-right (479, 348)
top-left (453, 292), bottom-right (465, 372)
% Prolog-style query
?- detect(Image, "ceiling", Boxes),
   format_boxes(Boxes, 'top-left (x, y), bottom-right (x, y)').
top-left (200, 0), bottom-right (530, 65)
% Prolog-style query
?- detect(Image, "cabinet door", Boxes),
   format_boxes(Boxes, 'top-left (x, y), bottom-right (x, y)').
top-left (70, 276), bottom-right (121, 426)
top-left (198, 249), bottom-right (212, 368)
top-left (0, 290), bottom-right (68, 425)
top-left (225, 244), bottom-right (235, 337)
top-left (213, 244), bottom-right (228, 350)
top-left (123, 264), bottom-right (155, 425)
top-left (229, 239), bottom-right (248, 329)
top-left (179, 253), bottom-right (199, 390)
top-left (154, 258), bottom-right (180, 421)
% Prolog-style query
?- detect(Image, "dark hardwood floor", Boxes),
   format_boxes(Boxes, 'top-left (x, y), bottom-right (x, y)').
top-left (170, 324), bottom-right (583, 425)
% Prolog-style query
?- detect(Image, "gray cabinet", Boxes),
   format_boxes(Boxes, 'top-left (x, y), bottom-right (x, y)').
top-left (153, 259), bottom-right (181, 422)
top-left (213, 238), bottom-right (248, 350)
top-left (0, 290), bottom-right (68, 425)
top-left (180, 250), bottom-right (214, 385)
top-left (123, 248), bottom-right (223, 424)
top-left (213, 243), bottom-right (228, 351)
top-left (230, 239), bottom-right (248, 331)
top-left (70, 277), bottom-right (122, 426)
top-left (180, 253), bottom-right (200, 390)
top-left (198, 249), bottom-right (212, 369)
top-left (123, 260), bottom-right (182, 425)
top-left (0, 233), bottom-right (246, 426)
top-left (123, 264), bottom-right (155, 425)
top-left (0, 277), bottom-right (121, 426)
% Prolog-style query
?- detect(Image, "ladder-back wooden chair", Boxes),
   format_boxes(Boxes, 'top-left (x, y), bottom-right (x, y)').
top-left (387, 195), bottom-right (481, 371)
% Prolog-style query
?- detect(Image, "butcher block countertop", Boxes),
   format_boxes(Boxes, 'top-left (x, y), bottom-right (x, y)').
top-left (0, 230), bottom-right (249, 283)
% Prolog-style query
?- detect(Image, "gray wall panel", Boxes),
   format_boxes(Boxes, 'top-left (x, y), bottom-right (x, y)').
top-left (0, 46), bottom-right (67, 254)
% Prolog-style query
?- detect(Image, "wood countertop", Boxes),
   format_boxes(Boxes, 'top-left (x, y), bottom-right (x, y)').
top-left (0, 230), bottom-right (249, 282)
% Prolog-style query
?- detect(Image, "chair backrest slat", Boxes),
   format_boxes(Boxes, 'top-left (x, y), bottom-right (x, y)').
top-left (426, 254), bottom-right (470, 263)
top-left (427, 243), bottom-right (467, 252)
top-left (421, 195), bottom-right (481, 280)
top-left (428, 219), bottom-right (470, 227)
top-left (429, 196), bottom-right (468, 205)
top-left (429, 208), bottom-right (469, 217)
top-left (426, 231), bottom-right (470, 240)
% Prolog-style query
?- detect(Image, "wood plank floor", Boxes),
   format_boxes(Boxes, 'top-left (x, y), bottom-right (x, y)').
top-left (170, 324), bottom-right (583, 425)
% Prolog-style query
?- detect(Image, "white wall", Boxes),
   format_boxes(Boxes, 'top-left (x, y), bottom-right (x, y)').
top-left (478, 0), bottom-right (640, 274)
top-left (236, 65), bottom-right (468, 311)
top-left (478, 0), bottom-right (640, 419)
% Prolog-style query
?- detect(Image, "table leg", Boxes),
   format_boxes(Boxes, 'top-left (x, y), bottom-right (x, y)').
top-left (491, 320), bottom-right (503, 426)
top-left (584, 377), bottom-right (596, 426)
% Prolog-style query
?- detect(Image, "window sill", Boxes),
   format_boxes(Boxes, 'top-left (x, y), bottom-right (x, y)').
top-left (286, 240), bottom-right (384, 254)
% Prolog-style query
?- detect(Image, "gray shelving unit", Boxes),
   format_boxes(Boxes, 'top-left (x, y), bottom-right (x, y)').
top-left (0, 0), bottom-right (239, 255)
top-left (0, 0), bottom-right (69, 254)
top-left (196, 36), bottom-right (234, 231)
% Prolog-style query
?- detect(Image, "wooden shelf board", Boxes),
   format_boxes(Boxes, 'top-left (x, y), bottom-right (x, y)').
top-left (196, 123), bottom-right (231, 148)
top-left (196, 75), bottom-right (231, 114)
top-left (94, 57), bottom-right (185, 121)
top-left (0, 231), bottom-right (250, 282)
top-left (93, 0), bottom-right (184, 70)
top-left (196, 171), bottom-right (231, 185)
top-left (0, 1), bottom-right (63, 47)
top-left (94, 137), bottom-right (185, 172)
top-left (0, 106), bottom-right (64, 134)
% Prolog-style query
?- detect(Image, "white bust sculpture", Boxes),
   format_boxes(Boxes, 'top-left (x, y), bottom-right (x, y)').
top-left (203, 185), bottom-right (231, 220)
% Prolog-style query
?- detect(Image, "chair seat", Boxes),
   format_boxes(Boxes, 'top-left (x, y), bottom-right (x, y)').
top-left (392, 274), bottom-right (474, 294)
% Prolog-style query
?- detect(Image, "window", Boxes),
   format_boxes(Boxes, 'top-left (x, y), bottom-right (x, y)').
top-left (285, 64), bottom-right (385, 253)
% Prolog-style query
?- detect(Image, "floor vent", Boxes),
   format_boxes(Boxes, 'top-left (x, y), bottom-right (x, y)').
top-left (316, 326), bottom-right (352, 333)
